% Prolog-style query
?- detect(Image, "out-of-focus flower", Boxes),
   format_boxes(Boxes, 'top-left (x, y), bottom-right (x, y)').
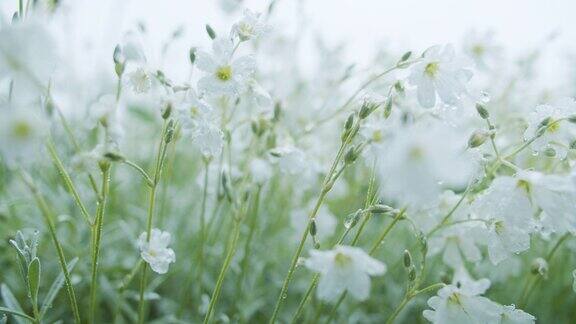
top-left (127, 67), bottom-right (152, 94)
top-left (408, 44), bottom-right (472, 108)
top-left (424, 277), bottom-right (534, 324)
top-left (0, 20), bottom-right (59, 102)
top-left (304, 245), bottom-right (386, 301)
top-left (137, 229), bottom-right (176, 274)
top-left (524, 98), bottom-right (576, 158)
top-left (378, 122), bottom-right (477, 207)
top-left (0, 104), bottom-right (48, 165)
top-left (462, 30), bottom-right (501, 69)
top-left (196, 37), bottom-right (255, 96)
top-left (472, 176), bottom-right (535, 265)
top-left (191, 121), bottom-right (225, 159)
top-left (269, 145), bottom-right (307, 175)
top-left (232, 9), bottom-right (269, 41)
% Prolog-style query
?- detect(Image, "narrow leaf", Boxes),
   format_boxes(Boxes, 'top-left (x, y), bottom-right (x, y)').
top-left (0, 307), bottom-right (35, 322)
top-left (0, 285), bottom-right (26, 324)
top-left (27, 258), bottom-right (41, 308)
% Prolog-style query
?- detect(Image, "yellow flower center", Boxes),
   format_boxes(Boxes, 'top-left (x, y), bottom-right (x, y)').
top-left (12, 120), bottom-right (32, 140)
top-left (334, 252), bottom-right (352, 267)
top-left (546, 119), bottom-right (560, 133)
top-left (516, 179), bottom-right (531, 195)
top-left (472, 44), bottom-right (485, 56)
top-left (424, 62), bottom-right (439, 77)
top-left (494, 220), bottom-right (505, 235)
top-left (448, 292), bottom-right (463, 305)
top-left (216, 65), bottom-right (232, 81)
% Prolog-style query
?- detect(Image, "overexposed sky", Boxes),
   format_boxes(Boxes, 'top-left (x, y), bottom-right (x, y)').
top-left (1, 0), bottom-right (575, 84)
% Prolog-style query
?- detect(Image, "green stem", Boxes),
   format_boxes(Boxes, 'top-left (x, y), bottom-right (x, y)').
top-left (237, 185), bottom-right (262, 296)
top-left (123, 160), bottom-right (154, 187)
top-left (20, 171), bottom-right (81, 324)
top-left (203, 219), bottom-right (242, 324)
top-left (269, 138), bottom-right (350, 323)
top-left (46, 140), bottom-right (93, 225)
top-left (88, 163), bottom-right (111, 324)
top-left (0, 306), bottom-right (35, 322)
top-left (369, 209), bottom-right (406, 254)
top-left (137, 120), bottom-right (170, 324)
top-left (519, 233), bottom-right (570, 307)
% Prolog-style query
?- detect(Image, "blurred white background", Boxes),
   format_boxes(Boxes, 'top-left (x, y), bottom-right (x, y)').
top-left (1, 0), bottom-right (575, 87)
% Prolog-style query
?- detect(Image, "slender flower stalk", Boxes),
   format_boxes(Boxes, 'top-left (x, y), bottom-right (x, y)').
top-left (203, 202), bottom-right (248, 324)
top-left (137, 119), bottom-right (171, 324)
top-left (46, 139), bottom-right (93, 225)
top-left (88, 161), bottom-right (111, 324)
top-left (268, 136), bottom-right (352, 323)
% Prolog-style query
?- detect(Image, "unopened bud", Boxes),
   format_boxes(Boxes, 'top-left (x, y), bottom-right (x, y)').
top-left (400, 51), bottom-right (412, 63)
top-left (113, 45), bottom-right (123, 65)
top-left (531, 257), bottom-right (548, 276)
top-left (164, 120), bottom-right (175, 143)
top-left (359, 100), bottom-right (380, 119)
top-left (104, 152), bottom-right (125, 162)
top-left (383, 98), bottom-right (393, 119)
top-left (273, 102), bottom-right (282, 122)
top-left (570, 140), bottom-right (576, 150)
top-left (408, 266), bottom-right (416, 281)
top-left (162, 102), bottom-right (173, 119)
top-left (394, 81), bottom-right (405, 94)
top-left (344, 147), bottom-right (359, 165)
top-left (468, 130), bottom-right (489, 148)
top-left (206, 24), bottom-right (217, 39)
top-left (189, 47), bottom-right (197, 65)
top-left (309, 219), bottom-right (317, 236)
top-left (344, 114), bottom-right (354, 131)
top-left (568, 115), bottom-right (576, 124)
top-left (543, 146), bottom-right (556, 157)
top-left (476, 103), bottom-right (489, 119)
top-left (537, 117), bottom-right (553, 136)
top-left (403, 250), bottom-right (412, 268)
top-left (368, 204), bottom-right (394, 214)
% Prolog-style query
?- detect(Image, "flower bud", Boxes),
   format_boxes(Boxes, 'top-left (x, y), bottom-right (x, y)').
top-left (344, 114), bottom-right (354, 131)
top-left (162, 102), bottom-right (173, 119)
top-left (468, 130), bottom-right (489, 148)
top-left (344, 146), bottom-right (359, 165)
top-left (104, 152), bottom-right (125, 162)
top-left (403, 250), bottom-right (412, 268)
top-left (394, 81), bottom-right (405, 95)
top-left (206, 24), bottom-right (217, 39)
top-left (164, 120), bottom-right (175, 144)
top-left (189, 47), bottom-right (197, 65)
top-left (408, 265), bottom-right (416, 281)
top-left (570, 140), bottom-right (576, 150)
top-left (537, 117), bottom-right (553, 136)
top-left (543, 146), bottom-right (556, 157)
top-left (568, 115), bottom-right (576, 123)
top-left (383, 98), bottom-right (393, 119)
top-left (476, 103), bottom-right (489, 119)
top-left (309, 219), bottom-right (317, 236)
top-left (368, 204), bottom-right (394, 214)
top-left (530, 257), bottom-right (548, 277)
top-left (273, 102), bottom-right (282, 122)
top-left (400, 51), bottom-right (412, 62)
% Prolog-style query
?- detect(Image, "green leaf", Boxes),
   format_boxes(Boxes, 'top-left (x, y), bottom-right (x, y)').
top-left (1, 284), bottom-right (26, 324)
top-left (39, 257), bottom-right (78, 319)
top-left (0, 306), bottom-right (35, 322)
top-left (27, 258), bottom-right (41, 309)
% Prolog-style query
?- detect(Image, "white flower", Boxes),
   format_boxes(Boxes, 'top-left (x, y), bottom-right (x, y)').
top-left (472, 176), bottom-right (535, 264)
top-left (177, 89), bottom-right (215, 130)
top-left (429, 224), bottom-right (482, 269)
top-left (137, 229), bottom-right (176, 274)
top-left (304, 245), bottom-right (386, 302)
top-left (0, 104), bottom-right (48, 165)
top-left (520, 171), bottom-right (576, 234)
top-left (269, 145), bottom-right (307, 175)
top-left (232, 9), bottom-right (269, 41)
top-left (196, 37), bottom-right (255, 96)
top-left (463, 30), bottom-right (501, 69)
top-left (424, 278), bottom-right (499, 324)
top-left (127, 67), bottom-right (152, 94)
top-left (0, 20), bottom-right (58, 102)
top-left (524, 98), bottom-right (576, 157)
top-left (497, 305), bottom-right (536, 324)
top-left (378, 122), bottom-right (477, 207)
top-left (191, 122), bottom-right (225, 159)
top-left (249, 158), bottom-right (273, 184)
top-left (408, 44), bottom-right (472, 108)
